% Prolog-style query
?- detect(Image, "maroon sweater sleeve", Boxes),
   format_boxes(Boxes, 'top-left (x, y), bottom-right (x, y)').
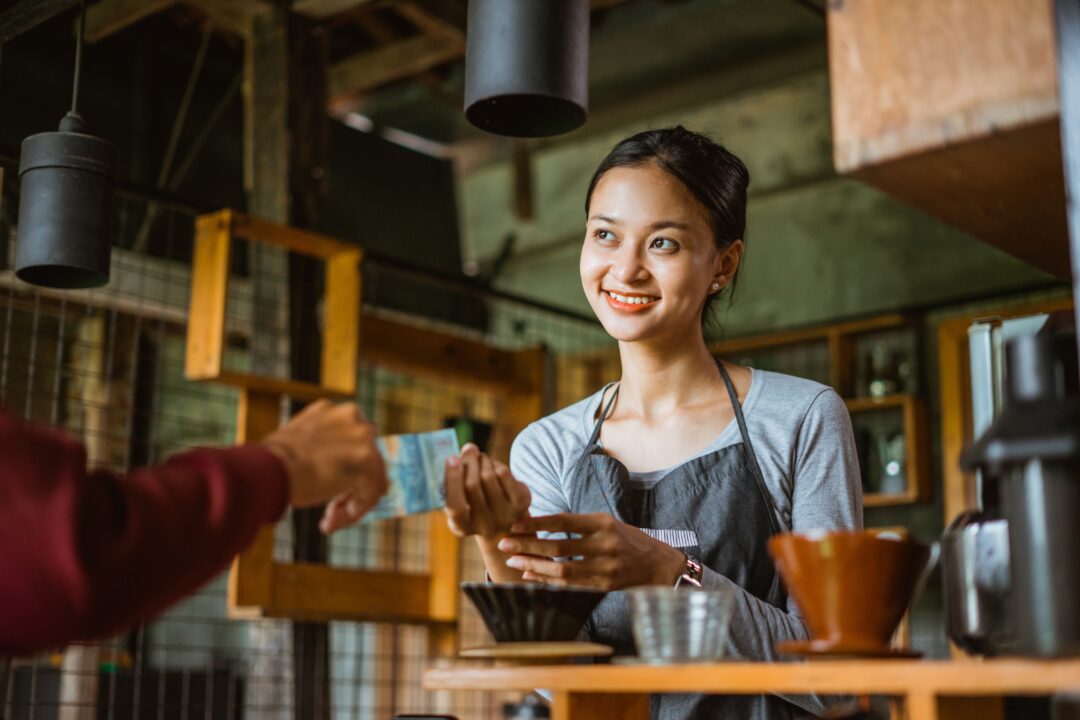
top-left (0, 410), bottom-right (290, 655)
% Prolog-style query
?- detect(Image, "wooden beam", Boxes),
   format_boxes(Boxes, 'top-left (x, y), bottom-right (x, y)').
top-left (712, 313), bottom-right (910, 356)
top-left (424, 659), bottom-right (1080, 696)
top-left (183, 0), bottom-right (265, 37)
top-left (360, 314), bottom-right (541, 394)
top-left (270, 563), bottom-right (435, 623)
top-left (294, 0), bottom-right (376, 18)
top-left (0, 0), bottom-right (79, 43)
top-left (213, 370), bottom-right (354, 401)
top-left (84, 0), bottom-right (177, 43)
top-left (233, 210), bottom-right (357, 257)
top-left (328, 32), bottom-right (463, 98)
top-left (395, 0), bottom-right (466, 43)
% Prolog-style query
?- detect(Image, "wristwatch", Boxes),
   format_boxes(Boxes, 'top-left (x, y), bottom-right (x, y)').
top-left (674, 552), bottom-right (703, 588)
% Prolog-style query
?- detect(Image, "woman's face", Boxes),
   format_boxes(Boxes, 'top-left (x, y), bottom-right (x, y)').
top-left (580, 163), bottom-right (731, 345)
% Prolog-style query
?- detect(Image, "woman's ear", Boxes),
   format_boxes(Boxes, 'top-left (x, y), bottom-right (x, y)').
top-left (712, 239), bottom-right (744, 290)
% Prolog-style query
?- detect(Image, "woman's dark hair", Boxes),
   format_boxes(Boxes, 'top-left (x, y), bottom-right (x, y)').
top-left (584, 126), bottom-right (750, 323)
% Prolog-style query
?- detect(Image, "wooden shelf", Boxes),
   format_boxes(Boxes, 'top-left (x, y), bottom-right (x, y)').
top-left (845, 393), bottom-right (910, 413)
top-left (424, 659), bottom-right (1080, 720)
top-left (212, 370), bottom-right (354, 401)
top-left (864, 491), bottom-right (921, 508)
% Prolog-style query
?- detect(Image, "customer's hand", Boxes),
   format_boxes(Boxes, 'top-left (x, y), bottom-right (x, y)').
top-left (496, 513), bottom-right (686, 590)
top-left (260, 399), bottom-right (388, 532)
top-left (443, 444), bottom-right (531, 541)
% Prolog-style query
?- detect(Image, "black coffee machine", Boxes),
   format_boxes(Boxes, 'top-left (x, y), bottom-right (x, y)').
top-left (956, 315), bottom-right (1080, 658)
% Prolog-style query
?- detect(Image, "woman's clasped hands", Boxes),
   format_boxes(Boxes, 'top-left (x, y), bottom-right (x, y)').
top-left (443, 444), bottom-right (685, 590)
top-left (497, 513), bottom-right (687, 591)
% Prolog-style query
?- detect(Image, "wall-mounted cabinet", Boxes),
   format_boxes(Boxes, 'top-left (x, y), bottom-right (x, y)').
top-left (827, 0), bottom-right (1067, 276)
top-left (715, 314), bottom-right (929, 507)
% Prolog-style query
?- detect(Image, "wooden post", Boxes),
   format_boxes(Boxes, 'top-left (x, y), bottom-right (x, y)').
top-left (426, 511), bottom-right (461, 658)
top-left (58, 316), bottom-right (108, 720)
top-left (550, 693), bottom-right (650, 720)
top-left (498, 346), bottom-right (548, 462)
top-left (185, 212), bottom-right (231, 380)
top-left (904, 692), bottom-right (941, 720)
top-left (243, 4), bottom-right (294, 718)
top-left (228, 389), bottom-right (281, 613)
top-left (287, 13), bottom-right (333, 720)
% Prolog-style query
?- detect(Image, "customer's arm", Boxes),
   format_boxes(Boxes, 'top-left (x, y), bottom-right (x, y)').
top-left (0, 399), bottom-right (387, 655)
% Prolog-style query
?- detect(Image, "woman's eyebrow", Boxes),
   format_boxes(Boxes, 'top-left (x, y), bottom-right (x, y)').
top-left (588, 215), bottom-right (690, 231)
top-left (647, 219), bottom-right (691, 231)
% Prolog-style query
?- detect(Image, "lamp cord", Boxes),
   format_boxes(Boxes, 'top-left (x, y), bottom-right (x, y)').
top-left (71, 0), bottom-right (86, 115)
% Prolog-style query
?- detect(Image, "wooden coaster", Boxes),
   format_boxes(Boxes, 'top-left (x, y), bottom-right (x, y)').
top-left (459, 642), bottom-right (613, 663)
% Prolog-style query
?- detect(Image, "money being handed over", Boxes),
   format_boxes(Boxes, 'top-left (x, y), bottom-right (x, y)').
top-left (362, 428), bottom-right (460, 522)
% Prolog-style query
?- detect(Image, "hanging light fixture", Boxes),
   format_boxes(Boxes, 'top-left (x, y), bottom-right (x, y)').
top-left (464, 0), bottom-right (590, 138)
top-left (15, 0), bottom-right (116, 288)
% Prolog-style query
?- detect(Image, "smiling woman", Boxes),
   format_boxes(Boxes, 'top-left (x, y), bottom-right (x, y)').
top-left (442, 127), bottom-right (863, 720)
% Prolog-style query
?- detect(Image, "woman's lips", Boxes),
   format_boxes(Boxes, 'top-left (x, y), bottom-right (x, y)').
top-left (603, 290), bottom-right (660, 312)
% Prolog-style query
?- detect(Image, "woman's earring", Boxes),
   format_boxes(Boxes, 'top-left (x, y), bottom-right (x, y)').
top-left (710, 281), bottom-right (721, 292)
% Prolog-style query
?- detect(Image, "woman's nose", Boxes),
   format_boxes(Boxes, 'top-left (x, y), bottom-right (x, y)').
top-left (610, 244), bottom-right (648, 284)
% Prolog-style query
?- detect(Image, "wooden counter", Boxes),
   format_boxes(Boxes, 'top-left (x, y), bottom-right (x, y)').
top-left (424, 659), bottom-right (1080, 720)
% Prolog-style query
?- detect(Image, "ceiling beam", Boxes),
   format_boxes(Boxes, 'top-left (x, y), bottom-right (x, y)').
top-left (293, 0), bottom-right (376, 19)
top-left (184, 0), bottom-right (268, 37)
top-left (0, 0), bottom-right (80, 43)
top-left (84, 0), bottom-right (177, 43)
top-left (394, 0), bottom-right (466, 43)
top-left (328, 31), bottom-right (463, 99)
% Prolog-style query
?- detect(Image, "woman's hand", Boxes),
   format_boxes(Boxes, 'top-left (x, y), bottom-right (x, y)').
top-left (443, 443), bottom-right (532, 541)
top-left (496, 513), bottom-right (687, 590)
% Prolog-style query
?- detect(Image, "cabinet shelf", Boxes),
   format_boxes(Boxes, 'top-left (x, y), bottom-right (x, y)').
top-left (845, 393), bottom-right (910, 413)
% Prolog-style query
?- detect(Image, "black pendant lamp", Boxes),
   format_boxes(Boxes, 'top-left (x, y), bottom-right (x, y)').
top-left (464, 0), bottom-right (590, 138)
top-left (15, 0), bottom-right (116, 289)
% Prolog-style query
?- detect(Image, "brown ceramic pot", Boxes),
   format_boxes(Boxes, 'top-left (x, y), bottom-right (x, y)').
top-left (768, 530), bottom-right (931, 651)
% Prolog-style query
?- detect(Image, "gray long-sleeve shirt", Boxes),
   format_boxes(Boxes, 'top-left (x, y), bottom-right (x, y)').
top-left (509, 368), bottom-right (864, 717)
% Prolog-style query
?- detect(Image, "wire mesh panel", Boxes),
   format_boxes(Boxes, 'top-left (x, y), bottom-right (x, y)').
top-left (1, 205), bottom-right (615, 720)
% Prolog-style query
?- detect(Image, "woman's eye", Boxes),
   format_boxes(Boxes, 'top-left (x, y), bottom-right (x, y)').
top-left (650, 237), bottom-right (679, 252)
top-left (593, 229), bottom-right (616, 242)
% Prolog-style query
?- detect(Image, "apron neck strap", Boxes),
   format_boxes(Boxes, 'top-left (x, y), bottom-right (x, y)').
top-left (716, 359), bottom-right (783, 536)
top-left (587, 382), bottom-right (619, 447)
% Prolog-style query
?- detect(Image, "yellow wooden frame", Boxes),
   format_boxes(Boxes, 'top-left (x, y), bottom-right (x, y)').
top-left (186, 209), bottom-right (361, 399)
top-left (184, 210), bottom-right (546, 644)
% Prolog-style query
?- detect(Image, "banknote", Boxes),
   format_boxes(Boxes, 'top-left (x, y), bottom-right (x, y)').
top-left (362, 428), bottom-right (461, 522)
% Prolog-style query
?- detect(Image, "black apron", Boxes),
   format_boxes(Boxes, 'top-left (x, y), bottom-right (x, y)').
top-left (569, 361), bottom-right (798, 720)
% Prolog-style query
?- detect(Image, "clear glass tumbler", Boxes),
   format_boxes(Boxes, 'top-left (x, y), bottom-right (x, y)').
top-left (627, 586), bottom-right (735, 662)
